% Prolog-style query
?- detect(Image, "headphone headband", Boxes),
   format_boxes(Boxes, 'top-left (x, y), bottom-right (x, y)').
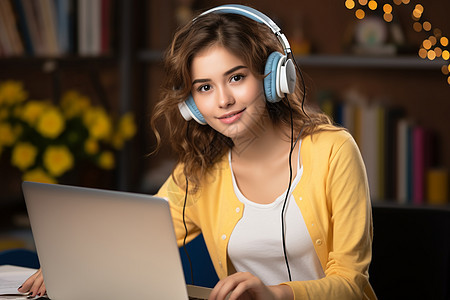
top-left (198, 4), bottom-right (292, 54)
top-left (199, 5), bottom-right (280, 34)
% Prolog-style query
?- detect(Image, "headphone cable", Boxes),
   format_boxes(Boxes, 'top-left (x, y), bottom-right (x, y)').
top-left (280, 97), bottom-right (294, 282)
top-left (182, 122), bottom-right (194, 285)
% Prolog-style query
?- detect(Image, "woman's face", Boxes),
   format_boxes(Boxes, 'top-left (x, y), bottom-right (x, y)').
top-left (190, 44), bottom-right (267, 140)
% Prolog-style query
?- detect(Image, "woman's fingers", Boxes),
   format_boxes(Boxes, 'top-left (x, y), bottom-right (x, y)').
top-left (18, 269), bottom-right (46, 297)
top-left (209, 272), bottom-right (269, 300)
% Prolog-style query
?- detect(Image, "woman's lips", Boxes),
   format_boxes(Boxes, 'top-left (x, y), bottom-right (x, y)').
top-left (218, 108), bottom-right (245, 124)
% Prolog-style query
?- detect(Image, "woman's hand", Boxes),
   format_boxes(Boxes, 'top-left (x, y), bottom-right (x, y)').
top-left (17, 268), bottom-right (46, 298)
top-left (208, 272), bottom-right (293, 300)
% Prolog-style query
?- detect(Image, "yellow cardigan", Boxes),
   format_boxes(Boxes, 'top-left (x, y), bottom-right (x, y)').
top-left (156, 128), bottom-right (377, 300)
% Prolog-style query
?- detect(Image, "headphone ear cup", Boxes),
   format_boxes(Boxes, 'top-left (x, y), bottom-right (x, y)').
top-left (178, 95), bottom-right (207, 125)
top-left (264, 52), bottom-right (284, 103)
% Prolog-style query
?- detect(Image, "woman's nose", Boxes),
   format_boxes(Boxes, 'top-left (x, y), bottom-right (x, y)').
top-left (217, 87), bottom-right (235, 108)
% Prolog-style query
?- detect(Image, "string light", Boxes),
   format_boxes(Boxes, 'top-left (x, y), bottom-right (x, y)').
top-left (346, 0), bottom-right (449, 85)
top-left (423, 21), bottom-right (432, 31)
top-left (429, 36), bottom-right (437, 45)
top-left (383, 4), bottom-right (393, 13)
top-left (368, 0), bottom-right (377, 10)
top-left (418, 48), bottom-right (428, 59)
top-left (413, 22), bottom-right (422, 32)
top-left (412, 9), bottom-right (422, 19)
top-left (355, 9), bottom-right (365, 19)
top-left (384, 13), bottom-right (393, 22)
top-left (427, 50), bottom-right (436, 60)
top-left (434, 28), bottom-right (442, 37)
top-left (345, 0), bottom-right (356, 9)
top-left (423, 39), bottom-right (432, 50)
top-left (358, 0), bottom-right (368, 5)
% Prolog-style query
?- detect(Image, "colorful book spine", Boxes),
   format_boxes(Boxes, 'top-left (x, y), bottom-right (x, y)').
top-left (316, 91), bottom-right (445, 205)
top-left (427, 168), bottom-right (449, 204)
top-left (1, 0), bottom-right (113, 57)
top-left (412, 126), bottom-right (426, 204)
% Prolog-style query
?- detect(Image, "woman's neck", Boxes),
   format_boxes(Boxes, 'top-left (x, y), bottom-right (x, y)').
top-left (231, 123), bottom-right (291, 163)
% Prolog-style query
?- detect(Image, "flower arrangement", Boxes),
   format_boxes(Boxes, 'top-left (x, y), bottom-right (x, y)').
top-left (0, 80), bottom-right (137, 184)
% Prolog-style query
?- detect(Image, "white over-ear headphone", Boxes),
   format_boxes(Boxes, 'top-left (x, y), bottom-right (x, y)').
top-left (178, 4), bottom-right (297, 125)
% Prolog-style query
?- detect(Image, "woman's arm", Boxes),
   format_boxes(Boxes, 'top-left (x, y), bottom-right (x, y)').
top-left (284, 133), bottom-right (376, 299)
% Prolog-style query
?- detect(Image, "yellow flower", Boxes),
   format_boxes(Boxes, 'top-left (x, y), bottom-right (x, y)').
top-left (98, 151), bottom-right (115, 170)
top-left (83, 107), bottom-right (111, 140)
top-left (118, 112), bottom-right (137, 140)
top-left (111, 133), bottom-right (124, 149)
top-left (23, 168), bottom-right (57, 184)
top-left (0, 122), bottom-right (16, 146)
top-left (21, 100), bottom-right (49, 125)
top-left (61, 90), bottom-right (91, 118)
top-left (0, 80), bottom-right (28, 106)
top-left (0, 108), bottom-right (8, 120)
top-left (11, 142), bottom-right (38, 171)
top-left (36, 107), bottom-right (65, 138)
top-left (84, 138), bottom-right (99, 155)
top-left (43, 145), bottom-right (74, 176)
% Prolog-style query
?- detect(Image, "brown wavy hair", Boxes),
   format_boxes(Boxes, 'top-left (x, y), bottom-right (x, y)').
top-left (151, 11), bottom-right (333, 189)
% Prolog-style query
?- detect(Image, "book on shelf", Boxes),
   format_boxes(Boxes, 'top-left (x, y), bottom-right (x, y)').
top-left (412, 125), bottom-right (426, 204)
top-left (0, 0), bottom-right (114, 58)
top-left (318, 92), bottom-right (446, 205)
top-left (0, 0), bottom-right (25, 56)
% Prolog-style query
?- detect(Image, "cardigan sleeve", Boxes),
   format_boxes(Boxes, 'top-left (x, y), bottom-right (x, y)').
top-left (155, 164), bottom-right (202, 247)
top-left (283, 133), bottom-right (377, 300)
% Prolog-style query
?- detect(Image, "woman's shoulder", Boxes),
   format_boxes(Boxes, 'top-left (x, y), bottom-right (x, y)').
top-left (170, 152), bottom-right (230, 184)
top-left (302, 124), bottom-right (361, 166)
top-left (305, 124), bottom-right (354, 147)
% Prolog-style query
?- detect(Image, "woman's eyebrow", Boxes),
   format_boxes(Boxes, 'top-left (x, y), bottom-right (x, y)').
top-left (224, 65), bottom-right (247, 76)
top-left (192, 65), bottom-right (248, 85)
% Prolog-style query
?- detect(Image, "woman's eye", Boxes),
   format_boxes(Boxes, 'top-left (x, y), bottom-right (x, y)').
top-left (231, 74), bottom-right (244, 82)
top-left (198, 84), bottom-right (211, 92)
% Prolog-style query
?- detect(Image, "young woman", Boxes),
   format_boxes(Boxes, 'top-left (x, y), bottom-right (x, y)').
top-left (19, 5), bottom-right (376, 300)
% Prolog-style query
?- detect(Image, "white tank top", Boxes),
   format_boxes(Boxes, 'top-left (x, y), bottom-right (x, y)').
top-left (227, 144), bottom-right (325, 285)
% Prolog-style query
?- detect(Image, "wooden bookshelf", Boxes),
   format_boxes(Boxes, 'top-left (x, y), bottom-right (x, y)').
top-left (0, 0), bottom-right (141, 206)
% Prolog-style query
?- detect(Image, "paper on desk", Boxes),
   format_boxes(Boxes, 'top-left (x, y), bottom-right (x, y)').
top-left (0, 265), bottom-right (37, 299)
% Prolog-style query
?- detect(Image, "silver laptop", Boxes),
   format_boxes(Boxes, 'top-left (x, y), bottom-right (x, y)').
top-left (22, 181), bottom-right (211, 300)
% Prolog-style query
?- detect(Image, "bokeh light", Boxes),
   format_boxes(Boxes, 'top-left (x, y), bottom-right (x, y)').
top-left (383, 4), bottom-right (392, 13)
top-left (418, 48), bottom-right (428, 59)
top-left (368, 0), bottom-right (377, 10)
top-left (415, 4), bottom-right (424, 13)
top-left (345, 0), bottom-right (356, 9)
top-left (355, 9), bottom-right (365, 19)
top-left (413, 22), bottom-right (422, 32)
top-left (384, 13), bottom-right (393, 22)
top-left (423, 39), bottom-right (432, 50)
top-left (427, 50), bottom-right (436, 60)
top-left (442, 50), bottom-right (450, 60)
top-left (423, 21), bottom-right (432, 31)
